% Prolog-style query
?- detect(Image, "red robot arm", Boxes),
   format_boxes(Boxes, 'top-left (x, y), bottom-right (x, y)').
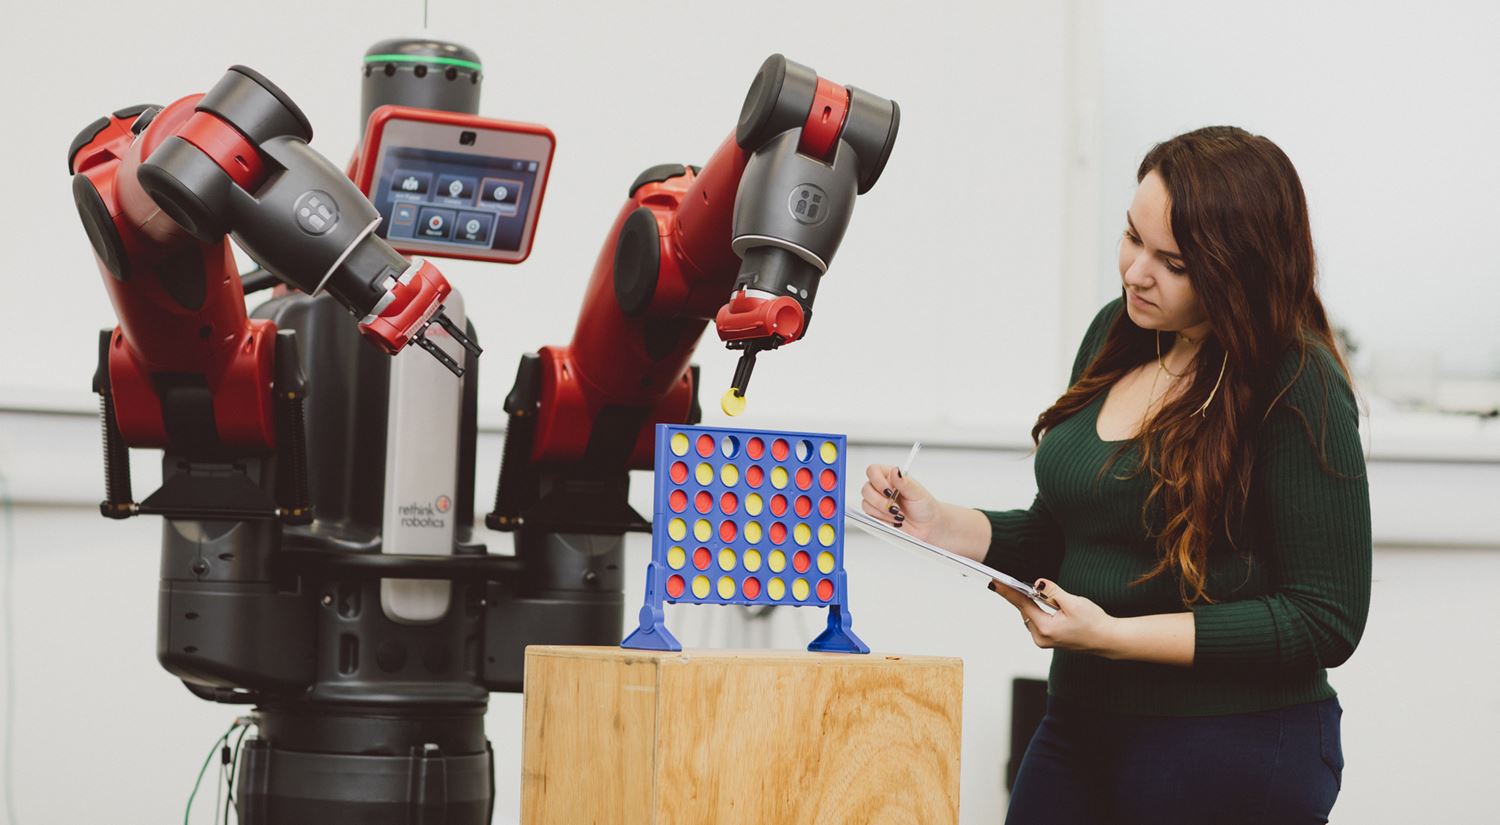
top-left (531, 55), bottom-right (898, 467)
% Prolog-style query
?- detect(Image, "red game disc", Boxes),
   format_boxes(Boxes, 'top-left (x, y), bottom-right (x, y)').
top-left (695, 490), bottom-right (713, 513)
top-left (817, 578), bottom-right (834, 601)
top-left (819, 496), bottom-right (837, 518)
top-left (670, 462), bottom-right (688, 484)
top-left (770, 522), bottom-right (787, 544)
top-left (793, 551), bottom-right (811, 573)
top-left (696, 434), bottom-right (714, 457)
top-left (820, 469), bottom-right (837, 491)
top-left (794, 496), bottom-right (812, 518)
top-left (693, 547), bottom-right (711, 570)
top-left (743, 577), bottom-right (762, 599)
top-left (669, 489), bottom-right (688, 512)
top-left (747, 437), bottom-right (765, 459)
top-left (746, 465), bottom-right (764, 487)
top-left (720, 521), bottom-right (738, 542)
top-left (720, 492), bottom-right (739, 514)
top-left (770, 494), bottom-right (788, 516)
top-left (795, 467), bottom-right (813, 490)
top-left (667, 575), bottom-right (685, 598)
top-left (771, 438), bottom-right (790, 461)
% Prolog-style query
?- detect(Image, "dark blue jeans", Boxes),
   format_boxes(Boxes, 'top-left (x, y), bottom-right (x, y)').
top-left (1005, 696), bottom-right (1344, 824)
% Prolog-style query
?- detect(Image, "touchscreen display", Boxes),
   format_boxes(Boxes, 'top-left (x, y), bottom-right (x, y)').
top-left (371, 147), bottom-right (541, 253)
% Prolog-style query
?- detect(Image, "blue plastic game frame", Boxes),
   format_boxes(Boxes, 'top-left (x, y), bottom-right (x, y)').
top-left (621, 423), bottom-right (868, 654)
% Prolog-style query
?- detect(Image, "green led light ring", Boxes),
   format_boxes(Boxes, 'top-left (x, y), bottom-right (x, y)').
top-left (363, 54), bottom-right (483, 73)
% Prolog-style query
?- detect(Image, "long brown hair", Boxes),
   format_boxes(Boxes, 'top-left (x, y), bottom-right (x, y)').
top-left (1033, 126), bottom-right (1350, 605)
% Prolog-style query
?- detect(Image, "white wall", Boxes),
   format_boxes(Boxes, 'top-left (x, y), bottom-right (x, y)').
top-left (1085, 0), bottom-right (1500, 387)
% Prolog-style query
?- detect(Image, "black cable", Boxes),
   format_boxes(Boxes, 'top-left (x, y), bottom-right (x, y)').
top-left (1, 472), bottom-right (18, 825)
top-left (239, 268), bottom-right (279, 295)
top-left (186, 720), bottom-right (241, 825)
top-left (223, 722), bottom-right (253, 825)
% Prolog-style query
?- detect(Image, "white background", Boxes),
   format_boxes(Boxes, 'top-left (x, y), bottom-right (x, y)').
top-left (2, 1), bottom-right (1499, 823)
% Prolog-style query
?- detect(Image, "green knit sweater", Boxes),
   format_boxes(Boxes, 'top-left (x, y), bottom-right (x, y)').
top-left (982, 298), bottom-right (1372, 716)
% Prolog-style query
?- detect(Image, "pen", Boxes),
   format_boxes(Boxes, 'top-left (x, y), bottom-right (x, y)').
top-left (889, 441), bottom-right (921, 504)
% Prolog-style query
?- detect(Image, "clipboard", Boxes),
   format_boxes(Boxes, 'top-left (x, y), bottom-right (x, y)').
top-left (844, 509), bottom-right (1056, 611)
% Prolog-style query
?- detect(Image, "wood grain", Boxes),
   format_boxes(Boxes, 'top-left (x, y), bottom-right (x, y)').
top-left (521, 646), bottom-right (963, 825)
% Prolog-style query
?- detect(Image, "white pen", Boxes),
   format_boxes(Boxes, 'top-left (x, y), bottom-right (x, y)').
top-left (888, 441), bottom-right (922, 504)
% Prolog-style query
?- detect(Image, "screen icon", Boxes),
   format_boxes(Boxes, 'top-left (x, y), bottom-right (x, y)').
top-left (392, 170), bottom-right (431, 196)
top-left (480, 177), bottom-right (524, 208)
top-left (435, 175), bottom-right (478, 203)
top-left (417, 207), bottom-right (457, 239)
top-left (456, 211), bottom-right (495, 244)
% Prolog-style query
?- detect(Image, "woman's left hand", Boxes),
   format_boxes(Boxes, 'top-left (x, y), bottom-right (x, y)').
top-left (991, 578), bottom-right (1119, 658)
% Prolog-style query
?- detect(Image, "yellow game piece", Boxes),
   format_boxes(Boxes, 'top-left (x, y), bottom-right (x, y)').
top-left (744, 549), bottom-right (762, 572)
top-left (770, 466), bottom-right (789, 489)
top-left (668, 518), bottom-right (687, 541)
top-left (719, 548), bottom-right (737, 571)
top-left (695, 462), bottom-right (713, 485)
top-left (692, 576), bottom-right (711, 599)
top-left (769, 549), bottom-right (787, 572)
top-left (670, 432), bottom-right (690, 456)
top-left (820, 440), bottom-right (838, 463)
top-left (667, 546), bottom-right (686, 569)
top-left (744, 521), bottom-right (763, 543)
top-left (818, 551), bottom-right (835, 574)
top-left (768, 577), bottom-right (786, 601)
top-left (794, 523), bottom-right (811, 546)
top-left (717, 576), bottom-right (736, 599)
top-left (720, 464), bottom-right (740, 487)
top-left (720, 388), bottom-right (747, 417)
top-left (694, 519), bottom-right (712, 542)
top-left (746, 493), bottom-right (764, 516)
top-left (792, 578), bottom-right (810, 602)
top-left (818, 524), bottom-right (836, 547)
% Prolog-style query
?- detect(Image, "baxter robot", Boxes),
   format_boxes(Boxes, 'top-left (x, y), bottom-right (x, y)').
top-left (67, 39), bottom-right (897, 823)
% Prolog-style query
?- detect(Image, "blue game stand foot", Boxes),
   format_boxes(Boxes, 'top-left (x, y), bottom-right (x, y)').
top-left (622, 602), bottom-right (682, 651)
top-left (807, 604), bottom-right (869, 654)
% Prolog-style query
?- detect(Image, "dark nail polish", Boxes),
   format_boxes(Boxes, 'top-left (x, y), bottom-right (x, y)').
top-left (897, 468), bottom-right (904, 478)
top-left (883, 488), bottom-right (894, 497)
top-left (893, 521), bottom-right (903, 529)
top-left (894, 514), bottom-right (905, 522)
top-left (1035, 581), bottom-right (1047, 591)
top-left (888, 505), bottom-right (900, 515)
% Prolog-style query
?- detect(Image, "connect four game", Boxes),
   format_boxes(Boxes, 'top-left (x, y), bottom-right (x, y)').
top-left (621, 424), bottom-right (868, 653)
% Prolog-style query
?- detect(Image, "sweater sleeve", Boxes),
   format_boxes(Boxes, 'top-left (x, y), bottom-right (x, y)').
top-left (1191, 345), bottom-right (1373, 675)
top-left (978, 298), bottom-right (1124, 582)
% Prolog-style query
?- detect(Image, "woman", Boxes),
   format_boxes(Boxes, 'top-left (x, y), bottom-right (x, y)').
top-left (861, 126), bottom-right (1370, 824)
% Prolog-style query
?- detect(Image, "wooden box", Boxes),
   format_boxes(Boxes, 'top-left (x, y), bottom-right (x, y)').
top-left (521, 646), bottom-right (963, 825)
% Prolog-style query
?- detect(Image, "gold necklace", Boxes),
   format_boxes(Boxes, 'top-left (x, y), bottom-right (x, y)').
top-left (1156, 330), bottom-right (1190, 378)
top-left (1153, 330), bottom-right (1230, 417)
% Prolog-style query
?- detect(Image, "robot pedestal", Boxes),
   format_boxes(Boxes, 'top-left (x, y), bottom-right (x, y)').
top-left (520, 646), bottom-right (964, 824)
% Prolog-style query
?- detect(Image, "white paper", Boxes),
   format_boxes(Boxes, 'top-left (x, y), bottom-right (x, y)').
top-left (844, 508), bottom-right (1055, 610)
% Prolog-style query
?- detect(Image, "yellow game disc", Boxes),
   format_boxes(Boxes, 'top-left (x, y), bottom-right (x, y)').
top-left (719, 548), bottom-right (737, 571)
top-left (768, 577), bottom-right (786, 601)
top-left (744, 521), bottom-right (763, 543)
top-left (820, 440), bottom-right (838, 463)
top-left (768, 549), bottom-right (787, 572)
top-left (720, 464), bottom-right (740, 487)
top-left (792, 578), bottom-right (810, 602)
top-left (818, 524), bottom-right (836, 547)
top-left (695, 462), bottom-right (713, 485)
top-left (794, 523), bottom-right (811, 546)
top-left (692, 575), bottom-right (711, 599)
top-left (694, 519), bottom-right (712, 542)
top-left (717, 576), bottom-right (736, 599)
top-left (743, 549), bottom-right (762, 572)
top-left (720, 388), bottom-right (747, 417)
top-left (745, 493), bottom-right (764, 516)
top-left (818, 551), bottom-right (836, 574)
top-left (770, 466), bottom-right (789, 489)
top-left (670, 432), bottom-right (690, 456)
top-left (667, 546), bottom-right (686, 569)
top-left (667, 518), bottom-right (686, 541)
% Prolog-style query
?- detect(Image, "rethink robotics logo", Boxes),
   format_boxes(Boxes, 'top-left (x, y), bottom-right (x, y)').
top-left (400, 495), bottom-right (453, 529)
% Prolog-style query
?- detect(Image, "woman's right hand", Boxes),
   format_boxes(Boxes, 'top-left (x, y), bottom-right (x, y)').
top-left (860, 463), bottom-right (943, 542)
